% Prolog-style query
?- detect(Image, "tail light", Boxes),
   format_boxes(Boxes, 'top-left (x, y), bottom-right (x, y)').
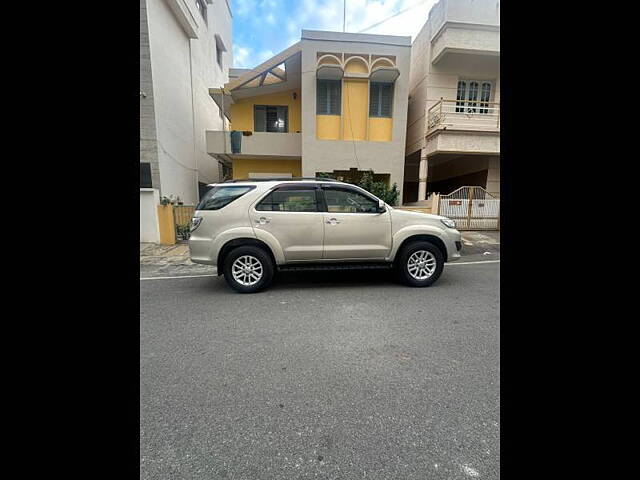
top-left (190, 216), bottom-right (203, 232)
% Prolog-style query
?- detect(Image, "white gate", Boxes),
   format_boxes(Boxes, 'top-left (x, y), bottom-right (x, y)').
top-left (437, 186), bottom-right (500, 230)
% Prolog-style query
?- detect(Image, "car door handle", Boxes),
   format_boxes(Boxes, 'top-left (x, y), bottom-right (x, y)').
top-left (326, 218), bottom-right (340, 225)
top-left (256, 217), bottom-right (271, 225)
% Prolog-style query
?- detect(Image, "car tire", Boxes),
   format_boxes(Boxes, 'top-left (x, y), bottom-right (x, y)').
top-left (395, 241), bottom-right (445, 287)
top-left (222, 245), bottom-right (274, 293)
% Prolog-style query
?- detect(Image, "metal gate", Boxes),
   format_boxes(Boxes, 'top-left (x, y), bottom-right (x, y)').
top-left (173, 205), bottom-right (196, 241)
top-left (437, 186), bottom-right (500, 230)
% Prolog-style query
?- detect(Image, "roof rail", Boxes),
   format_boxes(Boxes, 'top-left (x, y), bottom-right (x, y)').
top-left (223, 177), bottom-right (342, 183)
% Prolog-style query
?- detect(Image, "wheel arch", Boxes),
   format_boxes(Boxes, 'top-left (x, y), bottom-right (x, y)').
top-left (217, 238), bottom-right (277, 276)
top-left (393, 234), bottom-right (448, 263)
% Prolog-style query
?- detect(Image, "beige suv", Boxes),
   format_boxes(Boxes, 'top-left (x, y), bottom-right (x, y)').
top-left (189, 179), bottom-right (462, 293)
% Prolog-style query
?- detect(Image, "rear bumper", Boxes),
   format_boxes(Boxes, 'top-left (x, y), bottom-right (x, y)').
top-left (188, 237), bottom-right (216, 266)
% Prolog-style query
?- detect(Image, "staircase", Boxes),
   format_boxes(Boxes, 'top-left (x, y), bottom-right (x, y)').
top-left (397, 194), bottom-right (438, 215)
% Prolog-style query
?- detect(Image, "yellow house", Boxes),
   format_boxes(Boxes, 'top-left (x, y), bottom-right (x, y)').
top-left (207, 29), bottom-right (411, 202)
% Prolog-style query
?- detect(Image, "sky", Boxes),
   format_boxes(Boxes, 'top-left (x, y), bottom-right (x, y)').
top-left (232, 0), bottom-right (438, 68)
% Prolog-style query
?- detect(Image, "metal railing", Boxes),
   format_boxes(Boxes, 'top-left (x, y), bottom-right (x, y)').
top-left (427, 99), bottom-right (500, 133)
top-left (437, 186), bottom-right (499, 231)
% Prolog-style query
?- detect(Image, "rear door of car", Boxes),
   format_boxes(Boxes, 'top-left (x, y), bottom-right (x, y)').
top-left (251, 184), bottom-right (325, 262)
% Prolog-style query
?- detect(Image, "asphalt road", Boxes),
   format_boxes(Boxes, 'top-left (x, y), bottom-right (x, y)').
top-left (140, 263), bottom-right (500, 479)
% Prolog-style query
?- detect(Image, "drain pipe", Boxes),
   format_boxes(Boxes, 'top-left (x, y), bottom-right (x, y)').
top-left (189, 38), bottom-right (199, 200)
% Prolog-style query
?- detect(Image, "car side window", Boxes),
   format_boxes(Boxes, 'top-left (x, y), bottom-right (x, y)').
top-left (197, 186), bottom-right (254, 211)
top-left (256, 188), bottom-right (318, 212)
top-left (323, 188), bottom-right (379, 213)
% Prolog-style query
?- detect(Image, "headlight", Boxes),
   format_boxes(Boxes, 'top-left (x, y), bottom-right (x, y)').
top-left (190, 216), bottom-right (203, 232)
top-left (441, 218), bottom-right (456, 229)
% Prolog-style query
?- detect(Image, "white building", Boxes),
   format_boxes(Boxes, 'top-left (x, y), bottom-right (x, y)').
top-left (140, 0), bottom-right (233, 210)
top-left (404, 0), bottom-right (500, 204)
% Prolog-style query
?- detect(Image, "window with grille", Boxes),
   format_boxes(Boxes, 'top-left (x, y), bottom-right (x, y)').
top-left (455, 81), bottom-right (467, 112)
top-left (369, 83), bottom-right (393, 117)
top-left (254, 105), bottom-right (288, 133)
top-left (140, 163), bottom-right (152, 188)
top-left (316, 79), bottom-right (341, 115)
top-left (455, 80), bottom-right (492, 114)
top-left (480, 82), bottom-right (491, 114)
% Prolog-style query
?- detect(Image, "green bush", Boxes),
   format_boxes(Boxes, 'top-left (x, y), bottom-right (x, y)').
top-left (176, 224), bottom-right (191, 240)
top-left (357, 171), bottom-right (399, 206)
top-left (316, 170), bottom-right (400, 206)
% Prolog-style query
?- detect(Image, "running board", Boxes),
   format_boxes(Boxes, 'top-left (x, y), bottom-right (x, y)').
top-left (279, 263), bottom-right (393, 272)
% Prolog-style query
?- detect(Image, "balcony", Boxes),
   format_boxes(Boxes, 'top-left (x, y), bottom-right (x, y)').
top-left (428, 99), bottom-right (499, 132)
top-left (431, 22), bottom-right (500, 64)
top-left (428, 0), bottom-right (500, 65)
top-left (425, 99), bottom-right (499, 156)
top-left (206, 131), bottom-right (302, 158)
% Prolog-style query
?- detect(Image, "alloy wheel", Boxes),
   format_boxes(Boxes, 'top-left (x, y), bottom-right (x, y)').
top-left (231, 255), bottom-right (263, 286)
top-left (407, 250), bottom-right (437, 280)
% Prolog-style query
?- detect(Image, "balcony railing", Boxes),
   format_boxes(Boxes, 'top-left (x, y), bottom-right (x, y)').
top-left (206, 131), bottom-right (302, 157)
top-left (427, 99), bottom-right (500, 133)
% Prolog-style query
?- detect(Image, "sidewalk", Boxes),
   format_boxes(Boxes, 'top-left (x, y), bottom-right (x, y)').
top-left (140, 242), bottom-right (214, 278)
top-left (140, 242), bottom-right (192, 266)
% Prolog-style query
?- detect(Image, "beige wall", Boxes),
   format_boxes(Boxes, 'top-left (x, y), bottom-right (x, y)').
top-left (301, 30), bottom-right (412, 201)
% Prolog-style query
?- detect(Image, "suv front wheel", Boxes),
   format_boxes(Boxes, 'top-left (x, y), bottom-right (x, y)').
top-left (223, 245), bottom-right (274, 293)
top-left (396, 241), bottom-right (445, 287)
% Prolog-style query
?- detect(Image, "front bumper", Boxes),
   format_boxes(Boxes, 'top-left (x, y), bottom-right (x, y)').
top-left (444, 228), bottom-right (462, 262)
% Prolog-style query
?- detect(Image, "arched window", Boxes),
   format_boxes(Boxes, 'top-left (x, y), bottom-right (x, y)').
top-left (456, 81), bottom-right (466, 112)
top-left (467, 81), bottom-right (479, 113)
top-left (456, 80), bottom-right (492, 114)
top-left (480, 82), bottom-right (492, 114)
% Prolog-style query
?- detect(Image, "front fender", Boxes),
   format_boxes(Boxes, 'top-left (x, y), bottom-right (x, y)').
top-left (389, 225), bottom-right (450, 261)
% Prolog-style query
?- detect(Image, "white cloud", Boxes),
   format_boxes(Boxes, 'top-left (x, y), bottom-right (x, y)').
top-left (281, 0), bottom-right (435, 42)
top-left (235, 0), bottom-right (256, 17)
top-left (344, 0), bottom-right (436, 38)
top-left (257, 49), bottom-right (275, 64)
top-left (233, 44), bottom-right (251, 68)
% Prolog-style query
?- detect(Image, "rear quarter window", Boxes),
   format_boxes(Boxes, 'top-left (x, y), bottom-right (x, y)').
top-left (196, 186), bottom-right (255, 211)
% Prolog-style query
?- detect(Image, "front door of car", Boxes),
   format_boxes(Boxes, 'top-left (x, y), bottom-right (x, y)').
top-left (320, 186), bottom-right (392, 260)
top-left (252, 185), bottom-right (324, 261)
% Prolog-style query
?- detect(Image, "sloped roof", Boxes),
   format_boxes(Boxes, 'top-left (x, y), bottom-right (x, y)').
top-left (226, 42), bottom-right (302, 91)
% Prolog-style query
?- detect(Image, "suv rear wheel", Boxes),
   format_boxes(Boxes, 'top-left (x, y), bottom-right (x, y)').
top-left (396, 241), bottom-right (444, 287)
top-left (223, 245), bottom-right (274, 293)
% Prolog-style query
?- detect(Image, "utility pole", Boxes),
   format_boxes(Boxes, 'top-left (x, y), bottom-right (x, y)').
top-left (343, 0), bottom-right (346, 32)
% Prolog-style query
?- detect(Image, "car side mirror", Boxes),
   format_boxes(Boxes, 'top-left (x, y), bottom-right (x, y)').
top-left (378, 200), bottom-right (387, 213)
